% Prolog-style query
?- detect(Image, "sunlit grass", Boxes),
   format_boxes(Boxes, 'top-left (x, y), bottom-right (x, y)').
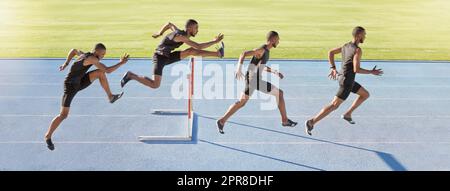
top-left (0, 0), bottom-right (449, 60)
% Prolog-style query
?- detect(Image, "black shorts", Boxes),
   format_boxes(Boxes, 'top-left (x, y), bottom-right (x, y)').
top-left (336, 79), bottom-right (362, 100)
top-left (153, 51), bottom-right (182, 76)
top-left (244, 72), bottom-right (273, 96)
top-left (62, 71), bottom-right (93, 107)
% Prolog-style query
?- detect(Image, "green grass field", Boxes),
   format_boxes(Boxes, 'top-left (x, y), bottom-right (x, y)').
top-left (0, 0), bottom-right (449, 60)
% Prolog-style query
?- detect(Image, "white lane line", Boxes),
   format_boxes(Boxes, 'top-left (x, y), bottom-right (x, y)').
top-left (0, 141), bottom-right (449, 145)
top-left (0, 96), bottom-right (182, 99)
top-left (1, 83), bottom-right (450, 88)
top-left (205, 141), bottom-right (450, 145)
top-left (0, 96), bottom-right (449, 101)
top-left (1, 73), bottom-right (449, 79)
top-left (0, 141), bottom-right (142, 144)
top-left (197, 115), bottom-right (450, 119)
top-left (1, 114), bottom-right (450, 118)
top-left (0, 114), bottom-right (161, 117)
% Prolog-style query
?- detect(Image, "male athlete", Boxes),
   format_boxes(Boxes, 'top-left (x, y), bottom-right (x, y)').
top-left (304, 26), bottom-right (383, 136)
top-left (216, 31), bottom-right (297, 134)
top-left (44, 43), bottom-right (129, 150)
top-left (120, 19), bottom-right (224, 89)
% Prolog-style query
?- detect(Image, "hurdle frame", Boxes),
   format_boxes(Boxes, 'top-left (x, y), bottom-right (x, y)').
top-left (138, 57), bottom-right (195, 141)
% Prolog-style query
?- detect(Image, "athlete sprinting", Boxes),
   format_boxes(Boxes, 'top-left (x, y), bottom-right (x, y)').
top-left (216, 31), bottom-right (297, 134)
top-left (304, 26), bottom-right (383, 136)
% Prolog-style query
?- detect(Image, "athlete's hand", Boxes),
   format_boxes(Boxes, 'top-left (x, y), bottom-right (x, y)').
top-left (152, 33), bottom-right (161, 38)
top-left (120, 53), bottom-right (130, 64)
top-left (371, 65), bottom-right (383, 76)
top-left (59, 63), bottom-right (68, 71)
top-left (214, 33), bottom-right (224, 43)
top-left (328, 69), bottom-right (338, 80)
top-left (235, 70), bottom-right (244, 81)
top-left (277, 72), bottom-right (284, 79)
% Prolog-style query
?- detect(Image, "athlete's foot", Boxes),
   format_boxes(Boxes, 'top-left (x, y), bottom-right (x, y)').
top-left (216, 119), bottom-right (225, 134)
top-left (120, 71), bottom-right (132, 88)
top-left (305, 119), bottom-right (314, 136)
top-left (341, 115), bottom-right (355, 124)
top-left (217, 42), bottom-right (225, 58)
top-left (109, 92), bottom-right (124, 103)
top-left (45, 138), bottom-right (55, 151)
top-left (282, 119), bottom-right (298, 127)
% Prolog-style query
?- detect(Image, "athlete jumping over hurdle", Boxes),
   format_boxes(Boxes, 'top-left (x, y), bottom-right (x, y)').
top-left (304, 26), bottom-right (383, 136)
top-left (120, 19), bottom-right (224, 89)
top-left (216, 31), bottom-right (298, 134)
top-left (44, 43), bottom-right (129, 150)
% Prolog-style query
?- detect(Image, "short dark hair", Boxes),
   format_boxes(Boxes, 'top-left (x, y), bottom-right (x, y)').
top-left (266, 31), bottom-right (279, 41)
top-left (352, 26), bottom-right (365, 37)
top-left (94, 43), bottom-right (106, 51)
top-left (185, 19), bottom-right (198, 29)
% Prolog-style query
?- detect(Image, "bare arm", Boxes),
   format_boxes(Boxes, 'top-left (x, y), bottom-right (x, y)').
top-left (353, 48), bottom-right (383, 75)
top-left (89, 53), bottom-right (130, 74)
top-left (263, 66), bottom-right (273, 73)
top-left (327, 47), bottom-right (341, 80)
top-left (353, 48), bottom-right (372, 74)
top-left (152, 22), bottom-right (179, 38)
top-left (328, 47), bottom-right (341, 69)
top-left (60, 49), bottom-right (83, 71)
top-left (264, 66), bottom-right (284, 79)
top-left (175, 33), bottom-right (223, 50)
top-left (263, 66), bottom-right (278, 74)
top-left (237, 48), bottom-right (264, 65)
top-left (234, 48), bottom-right (265, 80)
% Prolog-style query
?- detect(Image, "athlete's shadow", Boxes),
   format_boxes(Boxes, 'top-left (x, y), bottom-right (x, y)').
top-left (199, 139), bottom-right (325, 171)
top-left (198, 114), bottom-right (407, 171)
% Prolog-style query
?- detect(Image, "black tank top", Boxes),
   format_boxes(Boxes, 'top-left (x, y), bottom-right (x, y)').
top-left (247, 45), bottom-right (270, 76)
top-left (155, 29), bottom-right (188, 57)
top-left (64, 52), bottom-right (97, 84)
top-left (250, 44), bottom-right (270, 66)
top-left (341, 42), bottom-right (359, 80)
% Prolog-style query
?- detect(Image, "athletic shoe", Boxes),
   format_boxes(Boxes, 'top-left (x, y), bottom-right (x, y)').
top-left (341, 115), bottom-right (356, 124)
top-left (46, 138), bottom-right (54, 151)
top-left (121, 71), bottom-right (131, 88)
top-left (110, 92), bottom-right (124, 104)
top-left (217, 42), bottom-right (225, 58)
top-left (282, 119), bottom-right (298, 127)
top-left (216, 120), bottom-right (225, 134)
top-left (305, 119), bottom-right (314, 136)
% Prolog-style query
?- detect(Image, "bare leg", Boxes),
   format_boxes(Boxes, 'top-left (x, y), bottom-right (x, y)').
top-left (127, 72), bottom-right (162, 89)
top-left (218, 93), bottom-right (250, 125)
top-left (343, 87), bottom-right (370, 118)
top-left (310, 96), bottom-right (344, 125)
top-left (268, 87), bottom-right (288, 123)
top-left (45, 107), bottom-right (70, 140)
top-left (88, 70), bottom-right (113, 100)
top-left (180, 48), bottom-right (221, 59)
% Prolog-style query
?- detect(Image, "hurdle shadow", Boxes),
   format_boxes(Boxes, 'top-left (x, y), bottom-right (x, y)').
top-left (198, 114), bottom-right (407, 171)
top-left (140, 113), bottom-right (198, 145)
